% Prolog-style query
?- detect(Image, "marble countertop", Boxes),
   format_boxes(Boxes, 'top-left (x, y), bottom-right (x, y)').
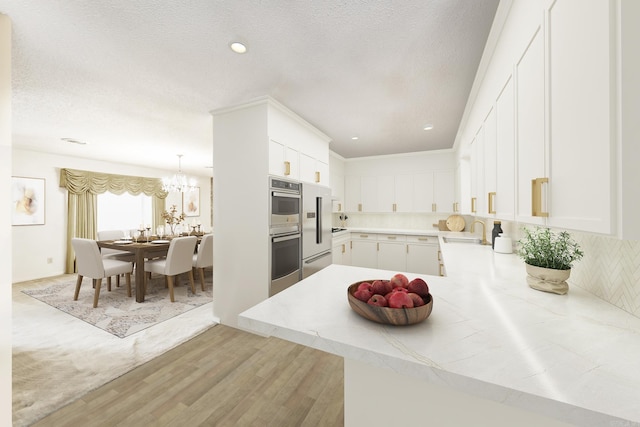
top-left (239, 238), bottom-right (640, 427)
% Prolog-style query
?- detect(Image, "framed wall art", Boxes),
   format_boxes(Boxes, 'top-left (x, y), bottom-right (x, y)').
top-left (12, 176), bottom-right (45, 226)
top-left (183, 187), bottom-right (200, 217)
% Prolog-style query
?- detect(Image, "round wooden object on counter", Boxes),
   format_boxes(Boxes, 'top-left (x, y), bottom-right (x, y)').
top-left (445, 214), bottom-right (465, 232)
top-left (347, 281), bottom-right (433, 326)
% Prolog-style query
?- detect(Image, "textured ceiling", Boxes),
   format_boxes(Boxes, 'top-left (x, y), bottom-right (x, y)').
top-left (1, 0), bottom-right (499, 175)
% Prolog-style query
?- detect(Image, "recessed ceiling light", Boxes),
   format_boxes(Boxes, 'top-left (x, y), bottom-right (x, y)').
top-left (351, 136), bottom-right (359, 140)
top-left (423, 124), bottom-right (434, 131)
top-left (61, 137), bottom-right (87, 145)
top-left (229, 41), bottom-right (247, 54)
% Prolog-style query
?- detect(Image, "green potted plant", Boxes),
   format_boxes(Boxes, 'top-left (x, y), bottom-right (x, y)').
top-left (517, 226), bottom-right (584, 295)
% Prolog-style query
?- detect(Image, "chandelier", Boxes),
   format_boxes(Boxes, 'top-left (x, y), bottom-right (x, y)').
top-left (162, 154), bottom-right (197, 193)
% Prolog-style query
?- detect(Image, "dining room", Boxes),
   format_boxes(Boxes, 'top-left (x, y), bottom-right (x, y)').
top-left (9, 146), bottom-right (217, 425)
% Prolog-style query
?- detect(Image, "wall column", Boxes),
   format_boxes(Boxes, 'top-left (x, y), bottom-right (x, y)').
top-left (0, 12), bottom-right (13, 427)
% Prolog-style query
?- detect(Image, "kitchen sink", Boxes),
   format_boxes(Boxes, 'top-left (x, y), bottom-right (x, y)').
top-left (442, 235), bottom-right (482, 244)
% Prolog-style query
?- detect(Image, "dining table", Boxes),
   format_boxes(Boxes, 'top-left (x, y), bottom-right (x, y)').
top-left (97, 238), bottom-right (174, 302)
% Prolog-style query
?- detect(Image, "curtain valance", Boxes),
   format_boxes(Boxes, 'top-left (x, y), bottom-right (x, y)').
top-left (59, 168), bottom-right (168, 199)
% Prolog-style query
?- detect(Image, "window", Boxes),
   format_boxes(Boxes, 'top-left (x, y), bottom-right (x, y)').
top-left (97, 192), bottom-right (152, 233)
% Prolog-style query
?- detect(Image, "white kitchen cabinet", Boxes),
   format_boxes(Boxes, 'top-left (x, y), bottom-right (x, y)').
top-left (332, 234), bottom-right (351, 265)
top-left (345, 175), bottom-right (378, 213)
top-left (433, 170), bottom-right (455, 214)
top-left (394, 175), bottom-right (414, 213)
top-left (299, 152), bottom-right (329, 185)
top-left (478, 77), bottom-right (515, 221)
top-left (344, 175), bottom-right (361, 212)
top-left (413, 171), bottom-right (454, 213)
top-left (469, 128), bottom-right (485, 215)
top-left (212, 96), bottom-right (331, 327)
top-left (376, 234), bottom-right (407, 272)
top-left (515, 25), bottom-right (547, 226)
top-left (350, 234), bottom-right (377, 269)
top-left (544, 0), bottom-right (612, 234)
top-left (513, 1), bottom-right (612, 234)
top-left (330, 172), bottom-right (344, 203)
top-left (494, 76), bottom-right (515, 220)
top-left (360, 176), bottom-right (377, 212)
top-left (483, 107), bottom-right (497, 217)
top-left (377, 242), bottom-right (406, 271)
top-left (413, 172), bottom-right (435, 213)
top-left (269, 139), bottom-right (299, 179)
top-left (406, 235), bottom-right (440, 276)
top-left (376, 176), bottom-right (395, 213)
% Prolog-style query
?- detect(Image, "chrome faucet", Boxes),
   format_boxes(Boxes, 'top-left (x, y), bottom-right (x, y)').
top-left (470, 220), bottom-right (489, 245)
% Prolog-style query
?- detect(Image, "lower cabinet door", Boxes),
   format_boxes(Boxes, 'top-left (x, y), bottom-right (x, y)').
top-left (377, 242), bottom-right (406, 272)
top-left (351, 240), bottom-right (377, 269)
top-left (406, 244), bottom-right (439, 276)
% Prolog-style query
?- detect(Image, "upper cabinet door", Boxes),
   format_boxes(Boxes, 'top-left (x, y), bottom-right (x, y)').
top-left (515, 26), bottom-right (546, 226)
top-left (495, 76), bottom-right (515, 221)
top-left (546, 0), bottom-right (613, 234)
top-left (433, 171), bottom-right (455, 214)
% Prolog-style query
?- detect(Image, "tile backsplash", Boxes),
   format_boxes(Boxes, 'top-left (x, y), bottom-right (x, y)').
top-left (336, 213), bottom-right (640, 319)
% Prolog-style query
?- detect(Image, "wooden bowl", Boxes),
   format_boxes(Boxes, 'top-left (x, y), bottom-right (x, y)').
top-left (347, 280), bottom-right (433, 326)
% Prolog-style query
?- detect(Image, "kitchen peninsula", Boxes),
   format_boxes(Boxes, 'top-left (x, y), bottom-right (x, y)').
top-left (239, 238), bottom-right (640, 427)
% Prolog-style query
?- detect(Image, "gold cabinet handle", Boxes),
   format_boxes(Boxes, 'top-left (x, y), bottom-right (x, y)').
top-left (284, 161), bottom-right (291, 176)
top-left (488, 192), bottom-right (496, 214)
top-left (439, 263), bottom-right (444, 276)
top-left (350, 241), bottom-right (352, 249)
top-left (342, 244), bottom-right (345, 254)
top-left (393, 203), bottom-right (397, 212)
top-left (406, 245), bottom-right (409, 254)
top-left (432, 203), bottom-right (436, 212)
top-left (387, 236), bottom-right (396, 240)
top-left (418, 237), bottom-right (429, 241)
top-left (453, 202), bottom-right (458, 212)
top-left (315, 171), bottom-right (320, 183)
top-left (377, 242), bottom-right (379, 251)
top-left (338, 203), bottom-right (342, 211)
top-left (437, 250), bottom-right (442, 261)
top-left (531, 178), bottom-right (549, 217)
top-left (360, 234), bottom-right (368, 238)
top-left (471, 197), bottom-right (477, 213)
top-left (358, 203), bottom-right (362, 212)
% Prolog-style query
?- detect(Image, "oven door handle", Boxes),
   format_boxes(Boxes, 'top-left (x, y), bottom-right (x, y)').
top-left (272, 233), bottom-right (301, 243)
top-left (272, 191), bottom-right (301, 199)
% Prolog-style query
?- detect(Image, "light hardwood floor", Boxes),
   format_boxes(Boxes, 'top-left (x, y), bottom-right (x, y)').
top-left (32, 325), bottom-right (344, 427)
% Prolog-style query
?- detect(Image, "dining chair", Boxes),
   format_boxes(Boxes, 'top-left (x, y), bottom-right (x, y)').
top-left (192, 233), bottom-right (213, 291)
top-left (97, 229), bottom-right (136, 288)
top-left (71, 238), bottom-right (133, 308)
top-left (144, 236), bottom-right (197, 302)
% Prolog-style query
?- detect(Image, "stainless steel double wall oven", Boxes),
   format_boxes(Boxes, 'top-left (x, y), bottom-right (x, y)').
top-left (269, 176), bottom-right (302, 296)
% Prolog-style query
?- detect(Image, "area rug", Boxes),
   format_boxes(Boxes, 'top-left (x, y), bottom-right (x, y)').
top-left (22, 273), bottom-right (213, 338)
top-left (13, 273), bottom-right (217, 427)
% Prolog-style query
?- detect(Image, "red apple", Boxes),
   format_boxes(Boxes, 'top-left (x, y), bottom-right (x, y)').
top-left (371, 279), bottom-right (392, 295)
top-left (388, 291), bottom-right (414, 309)
top-left (385, 287), bottom-right (407, 300)
top-left (407, 292), bottom-right (425, 307)
top-left (357, 282), bottom-right (373, 292)
top-left (354, 288), bottom-right (373, 302)
top-left (367, 294), bottom-right (388, 307)
top-left (390, 273), bottom-right (409, 289)
top-left (407, 278), bottom-right (430, 298)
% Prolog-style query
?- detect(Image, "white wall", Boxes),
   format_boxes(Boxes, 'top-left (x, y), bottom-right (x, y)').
top-left (1, 13), bottom-right (12, 427)
top-left (11, 148), bottom-right (212, 283)
top-left (212, 101), bottom-right (270, 327)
